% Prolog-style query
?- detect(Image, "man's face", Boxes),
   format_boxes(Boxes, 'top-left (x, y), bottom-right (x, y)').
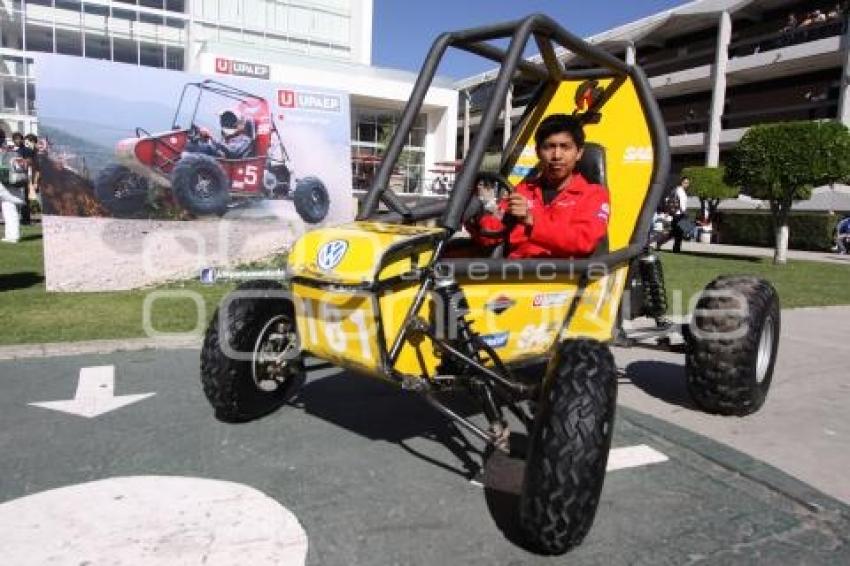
top-left (537, 131), bottom-right (583, 185)
top-left (682, 178), bottom-right (690, 190)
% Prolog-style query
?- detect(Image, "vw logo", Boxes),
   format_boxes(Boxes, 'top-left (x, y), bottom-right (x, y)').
top-left (317, 239), bottom-right (348, 271)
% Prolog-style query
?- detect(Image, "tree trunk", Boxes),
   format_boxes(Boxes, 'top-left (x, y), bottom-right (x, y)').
top-left (774, 222), bottom-right (789, 264)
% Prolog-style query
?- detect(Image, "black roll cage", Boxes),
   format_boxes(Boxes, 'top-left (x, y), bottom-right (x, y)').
top-left (356, 13), bottom-right (670, 275)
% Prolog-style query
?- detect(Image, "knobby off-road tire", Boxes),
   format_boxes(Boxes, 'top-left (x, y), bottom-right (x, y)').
top-left (172, 153), bottom-right (229, 216)
top-left (685, 276), bottom-right (780, 416)
top-left (94, 164), bottom-right (148, 217)
top-left (293, 176), bottom-right (329, 224)
top-left (201, 280), bottom-right (304, 423)
top-left (519, 339), bottom-right (618, 555)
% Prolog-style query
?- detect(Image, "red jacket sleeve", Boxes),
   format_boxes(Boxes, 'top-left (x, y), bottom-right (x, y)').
top-left (528, 185), bottom-right (609, 257)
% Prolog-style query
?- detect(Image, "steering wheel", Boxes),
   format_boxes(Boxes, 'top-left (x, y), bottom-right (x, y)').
top-left (463, 171), bottom-right (514, 228)
top-left (462, 171), bottom-right (516, 257)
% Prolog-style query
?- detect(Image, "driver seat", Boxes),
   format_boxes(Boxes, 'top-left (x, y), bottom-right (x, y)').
top-left (575, 142), bottom-right (609, 256)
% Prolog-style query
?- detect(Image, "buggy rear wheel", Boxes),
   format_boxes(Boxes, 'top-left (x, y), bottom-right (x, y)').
top-left (519, 339), bottom-right (617, 555)
top-left (685, 276), bottom-right (780, 415)
top-left (200, 280), bottom-right (304, 423)
top-left (294, 176), bottom-right (329, 224)
top-left (94, 164), bottom-right (148, 217)
top-left (172, 153), bottom-right (229, 216)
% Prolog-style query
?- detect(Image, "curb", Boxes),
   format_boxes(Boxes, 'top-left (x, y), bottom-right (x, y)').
top-left (0, 336), bottom-right (202, 361)
top-left (620, 406), bottom-right (850, 521)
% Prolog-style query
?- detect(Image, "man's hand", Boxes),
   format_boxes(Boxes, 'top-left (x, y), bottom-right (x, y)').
top-left (507, 193), bottom-right (533, 225)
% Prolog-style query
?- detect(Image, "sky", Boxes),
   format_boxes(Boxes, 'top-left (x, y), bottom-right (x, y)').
top-left (372, 0), bottom-right (692, 79)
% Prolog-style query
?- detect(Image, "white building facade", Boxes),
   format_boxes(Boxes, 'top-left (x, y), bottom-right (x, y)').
top-left (0, 0), bottom-right (456, 193)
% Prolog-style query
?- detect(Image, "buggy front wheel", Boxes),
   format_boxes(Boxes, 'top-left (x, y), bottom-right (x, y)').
top-left (200, 280), bottom-right (304, 423)
top-left (519, 338), bottom-right (617, 555)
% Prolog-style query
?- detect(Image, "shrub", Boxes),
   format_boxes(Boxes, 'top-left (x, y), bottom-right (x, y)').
top-left (716, 211), bottom-right (841, 251)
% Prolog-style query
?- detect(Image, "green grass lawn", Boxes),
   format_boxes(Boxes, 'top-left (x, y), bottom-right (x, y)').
top-left (1, 225), bottom-right (848, 345)
top-left (0, 225), bottom-right (236, 345)
top-left (660, 250), bottom-right (850, 311)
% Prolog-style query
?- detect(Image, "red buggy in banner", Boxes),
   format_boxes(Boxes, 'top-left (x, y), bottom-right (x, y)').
top-left (95, 80), bottom-right (330, 224)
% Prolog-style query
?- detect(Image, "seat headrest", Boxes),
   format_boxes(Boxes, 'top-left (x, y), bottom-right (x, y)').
top-left (576, 142), bottom-right (606, 186)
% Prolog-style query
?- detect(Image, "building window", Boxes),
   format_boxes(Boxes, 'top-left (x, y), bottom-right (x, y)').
top-left (352, 108), bottom-right (427, 194)
top-left (166, 45), bottom-right (184, 70)
top-left (113, 37), bottom-right (138, 65)
top-left (56, 29), bottom-right (83, 57)
top-left (140, 43), bottom-right (164, 68)
top-left (0, 8), bottom-right (24, 50)
top-left (24, 22), bottom-right (53, 53)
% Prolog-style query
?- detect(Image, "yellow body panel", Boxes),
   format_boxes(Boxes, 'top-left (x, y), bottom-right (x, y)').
top-left (288, 221), bottom-right (441, 285)
top-left (291, 282), bottom-right (383, 376)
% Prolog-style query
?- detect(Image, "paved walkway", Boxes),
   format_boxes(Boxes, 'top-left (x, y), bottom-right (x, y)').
top-left (2, 306), bottom-right (848, 509)
top-left (617, 305), bottom-right (850, 505)
top-left (657, 240), bottom-right (850, 265)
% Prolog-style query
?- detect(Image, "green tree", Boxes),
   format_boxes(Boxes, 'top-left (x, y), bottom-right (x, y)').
top-left (725, 121), bottom-right (850, 263)
top-left (681, 166), bottom-right (739, 225)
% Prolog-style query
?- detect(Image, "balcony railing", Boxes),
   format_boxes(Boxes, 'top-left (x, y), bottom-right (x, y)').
top-left (722, 100), bottom-right (837, 129)
top-left (639, 46), bottom-right (716, 77)
top-left (728, 16), bottom-right (847, 58)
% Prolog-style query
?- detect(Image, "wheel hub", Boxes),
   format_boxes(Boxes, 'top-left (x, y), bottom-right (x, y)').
top-left (194, 173), bottom-right (213, 199)
top-left (252, 315), bottom-right (300, 392)
top-left (755, 314), bottom-right (775, 384)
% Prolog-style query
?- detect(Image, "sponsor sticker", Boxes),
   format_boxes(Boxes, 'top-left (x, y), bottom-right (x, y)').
top-left (480, 331), bottom-right (510, 349)
top-left (517, 324), bottom-right (554, 349)
top-left (623, 146), bottom-right (653, 163)
top-left (317, 239), bottom-right (349, 271)
top-left (532, 291), bottom-right (572, 307)
top-left (598, 202), bottom-right (610, 221)
top-left (511, 165), bottom-right (533, 178)
top-left (485, 295), bottom-right (516, 315)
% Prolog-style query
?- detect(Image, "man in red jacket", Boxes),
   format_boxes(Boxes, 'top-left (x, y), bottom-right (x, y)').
top-left (468, 114), bottom-right (609, 258)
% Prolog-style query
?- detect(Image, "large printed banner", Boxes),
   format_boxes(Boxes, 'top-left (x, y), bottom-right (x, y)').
top-left (35, 55), bottom-right (353, 291)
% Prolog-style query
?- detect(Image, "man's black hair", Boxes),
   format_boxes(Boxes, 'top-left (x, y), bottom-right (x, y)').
top-left (11, 132), bottom-right (22, 141)
top-left (680, 176), bottom-right (690, 183)
top-left (24, 133), bottom-right (37, 143)
top-left (535, 114), bottom-right (585, 148)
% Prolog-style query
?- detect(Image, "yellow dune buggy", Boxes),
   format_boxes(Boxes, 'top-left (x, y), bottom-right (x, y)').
top-left (200, 14), bottom-right (780, 555)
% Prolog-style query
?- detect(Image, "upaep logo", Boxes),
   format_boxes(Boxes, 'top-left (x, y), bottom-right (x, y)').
top-left (278, 90), bottom-right (341, 112)
top-left (215, 57), bottom-right (270, 80)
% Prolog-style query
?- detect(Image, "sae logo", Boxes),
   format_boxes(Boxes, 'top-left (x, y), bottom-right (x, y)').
top-left (317, 240), bottom-right (349, 271)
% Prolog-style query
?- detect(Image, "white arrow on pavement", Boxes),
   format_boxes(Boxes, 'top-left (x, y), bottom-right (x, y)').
top-left (606, 444), bottom-right (669, 471)
top-left (29, 365), bottom-right (155, 418)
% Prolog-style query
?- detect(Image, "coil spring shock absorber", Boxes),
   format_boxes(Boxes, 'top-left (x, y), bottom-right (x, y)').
top-left (638, 252), bottom-right (669, 324)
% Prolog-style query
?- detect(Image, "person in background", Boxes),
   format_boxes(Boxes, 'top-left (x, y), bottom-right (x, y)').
top-left (17, 134), bottom-right (38, 225)
top-left (0, 129), bottom-right (6, 149)
top-left (0, 179), bottom-right (24, 243)
top-left (670, 176), bottom-right (691, 253)
top-left (836, 216), bottom-right (850, 254)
